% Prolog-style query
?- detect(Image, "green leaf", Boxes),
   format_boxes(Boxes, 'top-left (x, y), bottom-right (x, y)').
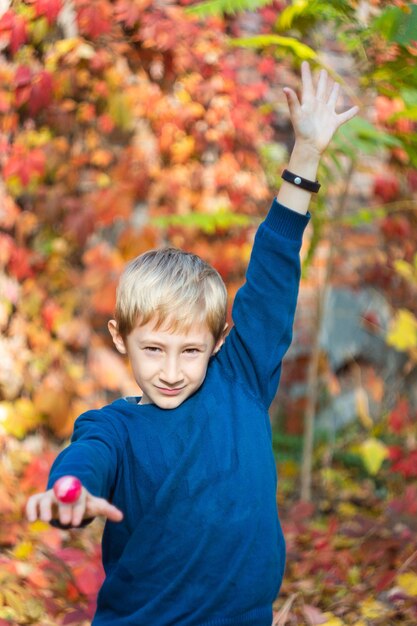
top-left (185, 0), bottom-right (274, 17)
top-left (277, 0), bottom-right (356, 30)
top-left (277, 0), bottom-right (308, 30)
top-left (373, 5), bottom-right (417, 46)
top-left (342, 207), bottom-right (386, 227)
top-left (151, 212), bottom-right (253, 234)
top-left (400, 88), bottom-right (417, 108)
top-left (333, 117), bottom-right (403, 156)
top-left (390, 106), bottom-right (417, 122)
top-left (230, 34), bottom-right (317, 60)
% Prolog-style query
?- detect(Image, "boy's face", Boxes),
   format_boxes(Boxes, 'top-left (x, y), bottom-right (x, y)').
top-left (108, 318), bottom-right (225, 409)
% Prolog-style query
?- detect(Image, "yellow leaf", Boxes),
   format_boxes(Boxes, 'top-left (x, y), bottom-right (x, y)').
top-left (28, 520), bottom-right (50, 534)
top-left (347, 566), bottom-right (360, 586)
top-left (386, 309), bottom-right (417, 352)
top-left (360, 598), bottom-right (387, 619)
top-left (337, 502), bottom-right (358, 518)
top-left (358, 438), bottom-right (389, 475)
top-left (0, 606), bottom-right (18, 620)
top-left (13, 540), bottom-right (33, 560)
top-left (176, 88), bottom-right (191, 104)
top-left (108, 93), bottom-right (133, 131)
top-left (97, 173), bottom-right (111, 188)
top-left (55, 37), bottom-right (79, 57)
top-left (171, 135), bottom-right (196, 164)
top-left (3, 398), bottom-right (41, 439)
top-left (397, 572), bottom-right (417, 596)
top-left (394, 259), bottom-right (415, 282)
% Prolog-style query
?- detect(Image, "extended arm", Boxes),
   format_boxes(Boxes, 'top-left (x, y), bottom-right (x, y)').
top-left (26, 409), bottom-right (124, 527)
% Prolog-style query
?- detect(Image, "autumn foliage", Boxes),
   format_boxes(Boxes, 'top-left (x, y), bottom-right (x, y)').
top-left (0, 0), bottom-right (273, 441)
top-left (1, 0), bottom-right (417, 624)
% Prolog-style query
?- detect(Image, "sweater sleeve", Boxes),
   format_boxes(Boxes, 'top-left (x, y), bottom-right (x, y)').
top-left (218, 199), bottom-right (310, 408)
top-left (46, 408), bottom-right (123, 500)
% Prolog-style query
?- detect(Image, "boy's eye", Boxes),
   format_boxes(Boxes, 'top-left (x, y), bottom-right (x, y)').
top-left (144, 346), bottom-right (161, 353)
top-left (184, 348), bottom-right (200, 355)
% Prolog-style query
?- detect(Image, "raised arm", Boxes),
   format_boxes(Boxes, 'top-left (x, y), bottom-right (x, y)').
top-left (279, 61), bottom-right (358, 214)
top-left (218, 63), bottom-right (358, 407)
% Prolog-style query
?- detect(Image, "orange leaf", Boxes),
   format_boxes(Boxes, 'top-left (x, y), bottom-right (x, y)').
top-left (27, 567), bottom-right (50, 590)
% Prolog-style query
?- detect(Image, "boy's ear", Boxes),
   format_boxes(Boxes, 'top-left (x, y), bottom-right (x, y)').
top-left (213, 323), bottom-right (229, 354)
top-left (108, 320), bottom-right (127, 355)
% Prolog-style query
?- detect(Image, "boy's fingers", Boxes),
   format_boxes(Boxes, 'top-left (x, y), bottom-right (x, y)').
top-left (283, 88), bottom-right (300, 118)
top-left (71, 500), bottom-right (87, 527)
top-left (336, 105), bottom-right (359, 127)
top-left (328, 82), bottom-right (340, 108)
top-left (316, 68), bottom-right (328, 101)
top-left (87, 496), bottom-right (124, 522)
top-left (39, 494), bottom-right (54, 523)
top-left (26, 494), bottom-right (40, 522)
top-left (301, 60), bottom-right (313, 102)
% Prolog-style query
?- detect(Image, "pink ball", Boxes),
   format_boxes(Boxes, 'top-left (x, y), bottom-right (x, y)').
top-left (53, 476), bottom-right (82, 504)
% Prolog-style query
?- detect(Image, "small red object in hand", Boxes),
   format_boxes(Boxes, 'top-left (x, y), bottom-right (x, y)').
top-left (53, 476), bottom-right (82, 504)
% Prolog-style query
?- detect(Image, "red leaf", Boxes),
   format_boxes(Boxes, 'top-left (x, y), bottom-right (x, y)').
top-left (114, 0), bottom-right (141, 28)
top-left (10, 13), bottom-right (28, 54)
top-left (388, 485), bottom-right (417, 516)
top-left (391, 450), bottom-right (417, 478)
top-left (73, 562), bottom-right (104, 595)
top-left (77, 3), bottom-right (112, 39)
top-left (376, 570), bottom-right (396, 593)
top-left (388, 398), bottom-right (411, 433)
top-left (14, 65), bottom-right (32, 110)
top-left (0, 10), bottom-right (14, 30)
top-left (29, 70), bottom-right (54, 116)
top-left (42, 299), bottom-right (63, 332)
top-left (20, 452), bottom-right (55, 493)
top-left (33, 0), bottom-right (63, 24)
top-left (54, 547), bottom-right (86, 566)
top-left (374, 174), bottom-right (400, 202)
top-left (8, 245), bottom-right (35, 280)
top-left (0, 10), bottom-right (28, 54)
top-left (14, 65), bottom-right (32, 87)
top-left (3, 146), bottom-right (46, 185)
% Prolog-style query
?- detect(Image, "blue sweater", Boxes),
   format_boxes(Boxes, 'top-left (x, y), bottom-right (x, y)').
top-left (48, 200), bottom-right (310, 625)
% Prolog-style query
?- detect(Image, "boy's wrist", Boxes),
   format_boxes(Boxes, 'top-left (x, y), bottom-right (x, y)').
top-left (286, 140), bottom-right (321, 184)
top-left (291, 140), bottom-right (322, 165)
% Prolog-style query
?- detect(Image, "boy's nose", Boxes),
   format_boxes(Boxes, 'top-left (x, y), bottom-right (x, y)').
top-left (160, 357), bottom-right (183, 386)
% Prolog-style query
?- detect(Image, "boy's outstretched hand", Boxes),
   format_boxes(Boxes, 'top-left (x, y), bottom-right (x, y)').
top-left (283, 61), bottom-right (359, 156)
top-left (26, 477), bottom-right (124, 528)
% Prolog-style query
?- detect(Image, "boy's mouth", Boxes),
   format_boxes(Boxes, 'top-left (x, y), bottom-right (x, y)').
top-left (156, 386), bottom-right (185, 396)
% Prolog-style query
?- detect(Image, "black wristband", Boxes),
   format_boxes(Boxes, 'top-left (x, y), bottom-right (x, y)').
top-left (281, 169), bottom-right (321, 193)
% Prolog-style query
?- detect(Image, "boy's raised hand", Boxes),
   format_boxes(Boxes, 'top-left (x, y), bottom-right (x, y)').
top-left (283, 61), bottom-right (359, 156)
top-left (26, 478), bottom-right (124, 528)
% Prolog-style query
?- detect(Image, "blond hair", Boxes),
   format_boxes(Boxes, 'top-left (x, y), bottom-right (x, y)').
top-left (115, 248), bottom-right (227, 341)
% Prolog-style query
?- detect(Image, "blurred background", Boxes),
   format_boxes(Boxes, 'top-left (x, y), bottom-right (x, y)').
top-left (0, 0), bottom-right (416, 624)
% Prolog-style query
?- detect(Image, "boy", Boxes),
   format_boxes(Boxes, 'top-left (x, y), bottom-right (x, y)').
top-left (26, 62), bottom-right (358, 625)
